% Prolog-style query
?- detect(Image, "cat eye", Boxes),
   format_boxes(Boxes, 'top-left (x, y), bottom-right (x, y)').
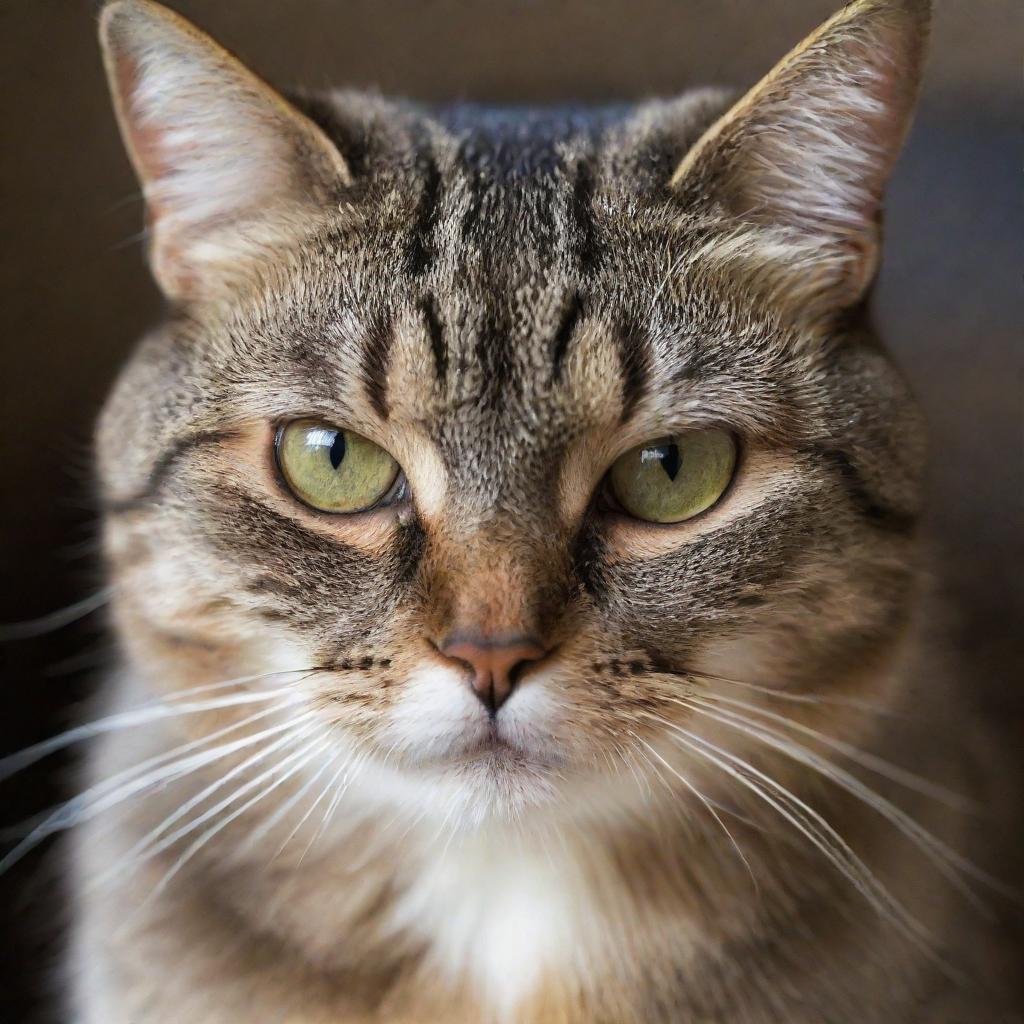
top-left (607, 428), bottom-right (737, 524)
top-left (275, 420), bottom-right (403, 514)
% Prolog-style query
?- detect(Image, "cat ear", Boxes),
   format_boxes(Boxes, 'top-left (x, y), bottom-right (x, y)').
top-left (670, 0), bottom-right (929, 321)
top-left (99, 0), bottom-right (351, 300)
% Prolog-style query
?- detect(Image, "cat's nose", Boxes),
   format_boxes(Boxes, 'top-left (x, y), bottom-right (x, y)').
top-left (439, 634), bottom-right (547, 713)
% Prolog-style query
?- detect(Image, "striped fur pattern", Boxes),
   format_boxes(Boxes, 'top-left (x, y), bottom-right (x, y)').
top-left (66, 1), bottom-right (1018, 1021)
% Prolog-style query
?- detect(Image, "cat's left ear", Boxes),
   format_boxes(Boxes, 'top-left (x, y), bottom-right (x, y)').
top-left (100, 0), bottom-right (351, 301)
top-left (670, 0), bottom-right (930, 323)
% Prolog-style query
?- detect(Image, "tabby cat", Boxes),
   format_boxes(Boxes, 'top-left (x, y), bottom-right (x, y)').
top-left (55, 0), bottom-right (1019, 1020)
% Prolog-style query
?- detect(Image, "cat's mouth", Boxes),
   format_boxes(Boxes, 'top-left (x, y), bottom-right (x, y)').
top-left (406, 720), bottom-right (560, 775)
top-left (464, 724), bottom-right (524, 760)
top-left (439, 721), bottom-right (522, 765)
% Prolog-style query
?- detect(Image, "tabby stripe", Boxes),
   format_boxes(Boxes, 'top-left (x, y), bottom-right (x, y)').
top-left (813, 446), bottom-right (918, 534)
top-left (550, 293), bottom-right (583, 383)
top-left (474, 307), bottom-right (516, 408)
top-left (616, 327), bottom-right (651, 424)
top-left (419, 293), bottom-right (448, 385)
top-left (360, 315), bottom-right (395, 420)
top-left (407, 152), bottom-right (442, 276)
top-left (104, 430), bottom-right (237, 514)
top-left (216, 487), bottom-right (376, 574)
top-left (394, 516), bottom-right (427, 586)
top-left (572, 519), bottom-right (609, 604)
top-left (571, 160), bottom-right (599, 273)
top-left (460, 174), bottom-right (486, 242)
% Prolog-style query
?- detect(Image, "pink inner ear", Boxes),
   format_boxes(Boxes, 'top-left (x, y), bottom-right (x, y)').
top-left (111, 51), bottom-right (169, 226)
top-left (108, 49), bottom-right (213, 299)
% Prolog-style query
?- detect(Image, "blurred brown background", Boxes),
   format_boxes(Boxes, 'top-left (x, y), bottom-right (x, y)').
top-left (1, 1), bottom-right (1020, 1019)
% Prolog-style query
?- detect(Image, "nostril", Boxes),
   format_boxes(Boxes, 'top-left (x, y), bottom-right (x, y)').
top-left (437, 642), bottom-right (476, 678)
top-left (437, 634), bottom-right (547, 712)
top-left (506, 651), bottom-right (539, 688)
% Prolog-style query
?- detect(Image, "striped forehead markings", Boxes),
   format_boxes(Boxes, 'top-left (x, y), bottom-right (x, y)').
top-left (571, 159), bottom-right (600, 275)
top-left (360, 313), bottom-right (395, 421)
top-left (419, 294), bottom-right (448, 385)
top-left (616, 327), bottom-right (652, 424)
top-left (359, 296), bottom-right (448, 417)
top-left (550, 293), bottom-right (583, 384)
top-left (406, 150), bottom-right (442, 278)
top-left (356, 292), bottom-right (652, 425)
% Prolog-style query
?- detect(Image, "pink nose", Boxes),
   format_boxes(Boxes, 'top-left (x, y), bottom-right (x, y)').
top-left (439, 634), bottom-right (547, 713)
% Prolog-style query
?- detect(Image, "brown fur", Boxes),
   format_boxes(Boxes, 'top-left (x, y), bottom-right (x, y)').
top-left (62, 1), bottom-right (1020, 1020)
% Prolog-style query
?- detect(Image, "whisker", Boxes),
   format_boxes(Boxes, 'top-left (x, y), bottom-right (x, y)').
top-left (680, 696), bottom-right (1006, 906)
top-left (43, 644), bottom-right (118, 678)
top-left (0, 709), bottom-right (309, 875)
top-left (0, 586), bottom-right (114, 641)
top-left (696, 692), bottom-right (976, 811)
top-left (614, 742), bottom-right (656, 805)
top-left (141, 736), bottom-right (331, 904)
top-left (301, 750), bottom-right (373, 866)
top-left (246, 747), bottom-right (340, 855)
top-left (269, 752), bottom-right (347, 863)
top-left (93, 715), bottom-right (319, 887)
top-left (640, 710), bottom-right (936, 953)
top-left (0, 669), bottom-right (316, 781)
top-left (632, 734), bottom-right (759, 895)
top-left (681, 667), bottom-right (898, 716)
top-left (2, 700), bottom-right (292, 843)
top-left (308, 761), bottom-right (358, 849)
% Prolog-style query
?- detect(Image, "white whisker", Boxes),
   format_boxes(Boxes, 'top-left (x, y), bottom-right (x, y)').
top-left (142, 736), bottom-right (331, 904)
top-left (0, 708), bottom-right (309, 875)
top-left (698, 691), bottom-right (976, 810)
top-left (0, 586), bottom-right (114, 640)
top-left (270, 753), bottom-right (348, 863)
top-left (248, 747), bottom-right (340, 855)
top-left (0, 669), bottom-right (314, 781)
top-left (689, 671), bottom-right (897, 716)
top-left (641, 710), bottom-right (936, 953)
top-left (297, 762), bottom-right (356, 866)
top-left (93, 714), bottom-right (318, 887)
top-left (632, 733), bottom-right (759, 895)
top-left (3, 699), bottom-right (293, 845)
top-left (680, 696), bottom-right (1001, 907)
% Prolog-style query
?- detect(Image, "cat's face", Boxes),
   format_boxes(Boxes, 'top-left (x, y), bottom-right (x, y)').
top-left (98, 0), bottom-right (928, 827)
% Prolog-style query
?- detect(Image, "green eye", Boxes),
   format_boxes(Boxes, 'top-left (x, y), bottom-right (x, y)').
top-left (276, 420), bottom-right (401, 514)
top-left (608, 429), bottom-right (737, 524)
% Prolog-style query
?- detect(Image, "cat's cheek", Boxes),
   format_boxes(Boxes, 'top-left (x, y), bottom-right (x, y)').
top-left (689, 632), bottom-right (792, 694)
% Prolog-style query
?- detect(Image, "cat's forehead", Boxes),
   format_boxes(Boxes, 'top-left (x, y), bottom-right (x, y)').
top-left (247, 97), bottom-right (727, 372)
top-left (296, 97), bottom-right (712, 319)
top-left (256, 120), bottom-right (640, 415)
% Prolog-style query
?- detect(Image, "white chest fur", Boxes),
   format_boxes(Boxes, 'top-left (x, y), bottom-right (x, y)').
top-left (389, 830), bottom-right (587, 1019)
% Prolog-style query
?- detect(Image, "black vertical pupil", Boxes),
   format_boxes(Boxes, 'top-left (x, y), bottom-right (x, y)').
top-left (328, 431), bottom-right (346, 470)
top-left (655, 443), bottom-right (681, 481)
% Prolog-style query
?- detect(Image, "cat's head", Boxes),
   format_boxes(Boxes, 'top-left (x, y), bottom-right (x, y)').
top-left (97, 0), bottom-right (929, 828)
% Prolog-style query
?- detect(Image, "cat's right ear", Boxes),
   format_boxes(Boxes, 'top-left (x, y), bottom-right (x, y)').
top-left (667, 0), bottom-right (929, 329)
top-left (99, 0), bottom-right (351, 301)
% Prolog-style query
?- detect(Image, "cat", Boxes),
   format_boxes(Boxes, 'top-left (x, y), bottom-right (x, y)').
top-left (52, 0), bottom-right (1020, 1020)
